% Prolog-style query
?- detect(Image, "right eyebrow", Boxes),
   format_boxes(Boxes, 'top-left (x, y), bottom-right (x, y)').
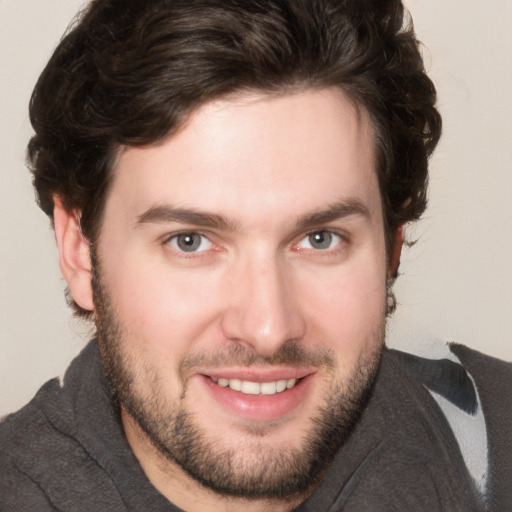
top-left (134, 205), bottom-right (239, 231)
top-left (294, 199), bottom-right (371, 231)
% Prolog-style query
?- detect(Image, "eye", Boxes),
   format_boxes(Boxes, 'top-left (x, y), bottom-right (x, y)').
top-left (298, 230), bottom-right (342, 251)
top-left (167, 232), bottom-right (213, 253)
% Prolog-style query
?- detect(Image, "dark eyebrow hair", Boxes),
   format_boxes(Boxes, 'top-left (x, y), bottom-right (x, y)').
top-left (135, 205), bottom-right (239, 231)
top-left (135, 198), bottom-right (369, 232)
top-left (295, 199), bottom-right (370, 230)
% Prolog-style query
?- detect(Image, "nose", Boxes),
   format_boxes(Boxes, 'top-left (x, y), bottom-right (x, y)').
top-left (220, 252), bottom-right (306, 356)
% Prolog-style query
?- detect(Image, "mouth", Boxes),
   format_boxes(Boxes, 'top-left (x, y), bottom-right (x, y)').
top-left (211, 376), bottom-right (299, 395)
top-left (198, 370), bottom-right (315, 422)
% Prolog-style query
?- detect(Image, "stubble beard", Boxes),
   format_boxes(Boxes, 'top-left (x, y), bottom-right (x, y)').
top-left (92, 260), bottom-right (385, 501)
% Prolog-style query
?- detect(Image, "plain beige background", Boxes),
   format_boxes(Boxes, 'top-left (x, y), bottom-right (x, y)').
top-left (1, 0), bottom-right (511, 416)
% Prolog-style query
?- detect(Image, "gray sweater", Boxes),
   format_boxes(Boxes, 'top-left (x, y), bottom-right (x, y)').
top-left (1, 341), bottom-right (510, 511)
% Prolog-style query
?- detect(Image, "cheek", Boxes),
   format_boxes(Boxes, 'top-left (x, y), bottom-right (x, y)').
top-left (300, 259), bottom-right (387, 357)
top-left (103, 256), bottom-right (224, 355)
top-left (99, 238), bottom-right (387, 368)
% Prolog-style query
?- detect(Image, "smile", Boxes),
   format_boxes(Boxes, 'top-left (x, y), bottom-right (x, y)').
top-left (211, 377), bottom-right (298, 395)
top-left (201, 372), bottom-right (314, 421)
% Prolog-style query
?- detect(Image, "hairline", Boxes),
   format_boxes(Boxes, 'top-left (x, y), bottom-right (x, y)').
top-left (89, 84), bottom-right (387, 244)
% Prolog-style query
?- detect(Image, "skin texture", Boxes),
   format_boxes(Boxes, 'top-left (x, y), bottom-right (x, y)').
top-left (54, 89), bottom-right (396, 511)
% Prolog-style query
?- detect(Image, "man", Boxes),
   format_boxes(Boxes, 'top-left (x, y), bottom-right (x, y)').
top-left (0, 0), bottom-right (510, 511)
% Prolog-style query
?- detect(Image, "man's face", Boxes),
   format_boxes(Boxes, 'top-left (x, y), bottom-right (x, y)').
top-left (92, 89), bottom-right (389, 498)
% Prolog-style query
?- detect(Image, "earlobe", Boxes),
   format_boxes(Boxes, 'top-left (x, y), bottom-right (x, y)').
top-left (53, 196), bottom-right (94, 312)
top-left (388, 225), bottom-right (404, 279)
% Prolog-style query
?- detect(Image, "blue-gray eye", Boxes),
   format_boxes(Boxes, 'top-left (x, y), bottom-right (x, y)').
top-left (169, 232), bottom-right (212, 253)
top-left (300, 231), bottom-right (341, 250)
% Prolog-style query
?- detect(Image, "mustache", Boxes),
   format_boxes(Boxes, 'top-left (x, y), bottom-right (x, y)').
top-left (179, 342), bottom-right (336, 379)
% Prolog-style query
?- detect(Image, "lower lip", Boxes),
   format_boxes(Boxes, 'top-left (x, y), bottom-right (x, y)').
top-left (199, 374), bottom-right (314, 422)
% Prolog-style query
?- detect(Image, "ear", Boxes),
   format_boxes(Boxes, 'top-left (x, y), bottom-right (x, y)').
top-left (387, 225), bottom-right (404, 279)
top-left (53, 196), bottom-right (94, 312)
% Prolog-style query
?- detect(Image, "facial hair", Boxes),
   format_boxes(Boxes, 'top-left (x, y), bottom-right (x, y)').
top-left (91, 256), bottom-right (385, 500)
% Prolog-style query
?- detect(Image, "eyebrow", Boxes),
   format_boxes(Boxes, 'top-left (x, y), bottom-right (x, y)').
top-left (135, 198), bottom-right (370, 232)
top-left (295, 199), bottom-right (370, 231)
top-left (135, 205), bottom-right (239, 231)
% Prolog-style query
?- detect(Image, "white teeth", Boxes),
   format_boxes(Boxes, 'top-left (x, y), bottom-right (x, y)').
top-left (260, 381), bottom-right (277, 395)
top-left (218, 378), bottom-right (229, 387)
top-left (287, 378), bottom-right (297, 389)
top-left (276, 380), bottom-right (287, 393)
top-left (213, 377), bottom-right (299, 395)
top-left (240, 381), bottom-right (260, 395)
top-left (229, 378), bottom-right (242, 391)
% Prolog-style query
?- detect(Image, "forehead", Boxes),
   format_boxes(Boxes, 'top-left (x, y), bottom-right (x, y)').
top-left (106, 88), bottom-right (380, 228)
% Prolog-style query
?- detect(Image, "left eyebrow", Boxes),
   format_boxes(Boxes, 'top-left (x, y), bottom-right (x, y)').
top-left (295, 199), bottom-right (371, 231)
top-left (135, 205), bottom-right (239, 231)
top-left (135, 199), bottom-right (370, 232)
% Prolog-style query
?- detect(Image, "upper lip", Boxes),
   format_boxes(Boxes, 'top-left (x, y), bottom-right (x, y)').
top-left (198, 367), bottom-right (315, 382)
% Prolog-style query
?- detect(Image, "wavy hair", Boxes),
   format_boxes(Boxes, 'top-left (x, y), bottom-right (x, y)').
top-left (28, 0), bottom-right (441, 317)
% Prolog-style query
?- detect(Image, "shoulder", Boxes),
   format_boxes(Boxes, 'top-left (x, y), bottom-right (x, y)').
top-left (388, 343), bottom-right (512, 415)
top-left (0, 378), bottom-right (66, 458)
top-left (389, 343), bottom-right (512, 511)
top-left (449, 344), bottom-right (512, 512)
top-left (0, 379), bottom-right (69, 509)
top-left (449, 343), bottom-right (512, 387)
top-left (0, 376), bottom-right (123, 510)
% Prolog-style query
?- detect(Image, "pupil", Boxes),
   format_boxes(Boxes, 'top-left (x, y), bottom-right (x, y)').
top-left (310, 231), bottom-right (331, 249)
top-left (178, 233), bottom-right (200, 252)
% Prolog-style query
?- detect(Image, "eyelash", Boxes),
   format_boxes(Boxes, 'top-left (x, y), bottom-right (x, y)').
top-left (294, 229), bottom-right (346, 253)
top-left (164, 231), bottom-right (214, 255)
top-left (162, 229), bottom-right (347, 256)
